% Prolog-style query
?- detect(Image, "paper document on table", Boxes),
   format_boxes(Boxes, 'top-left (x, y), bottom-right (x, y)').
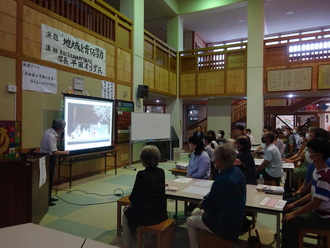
top-left (174, 178), bottom-right (192, 183)
top-left (260, 197), bottom-right (286, 209)
top-left (254, 158), bottom-right (264, 165)
top-left (193, 180), bottom-right (213, 187)
top-left (182, 186), bottom-right (210, 195)
top-left (274, 200), bottom-right (286, 209)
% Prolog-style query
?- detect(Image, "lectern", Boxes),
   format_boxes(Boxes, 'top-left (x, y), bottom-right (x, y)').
top-left (0, 154), bottom-right (49, 227)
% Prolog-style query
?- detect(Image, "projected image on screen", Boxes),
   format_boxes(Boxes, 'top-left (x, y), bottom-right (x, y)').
top-left (64, 94), bottom-right (114, 152)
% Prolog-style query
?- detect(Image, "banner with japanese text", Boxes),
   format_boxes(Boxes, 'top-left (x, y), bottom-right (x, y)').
top-left (22, 61), bottom-right (57, 94)
top-left (41, 24), bottom-right (106, 76)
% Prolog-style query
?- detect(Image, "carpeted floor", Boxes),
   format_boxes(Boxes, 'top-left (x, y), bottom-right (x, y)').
top-left (39, 153), bottom-right (279, 248)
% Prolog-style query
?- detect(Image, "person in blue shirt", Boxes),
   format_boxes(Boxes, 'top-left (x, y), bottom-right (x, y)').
top-left (186, 144), bottom-right (246, 248)
top-left (187, 135), bottom-right (210, 180)
top-left (186, 135), bottom-right (211, 213)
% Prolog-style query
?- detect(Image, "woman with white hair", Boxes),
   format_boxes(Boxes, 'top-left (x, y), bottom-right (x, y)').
top-left (122, 145), bottom-right (168, 248)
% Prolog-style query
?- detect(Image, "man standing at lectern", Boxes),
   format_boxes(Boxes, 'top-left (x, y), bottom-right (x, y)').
top-left (40, 118), bottom-right (70, 206)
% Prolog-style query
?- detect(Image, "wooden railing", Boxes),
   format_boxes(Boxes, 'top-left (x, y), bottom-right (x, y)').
top-left (180, 43), bottom-right (247, 73)
top-left (27, 0), bottom-right (133, 49)
top-left (144, 30), bottom-right (177, 72)
top-left (232, 101), bottom-right (246, 123)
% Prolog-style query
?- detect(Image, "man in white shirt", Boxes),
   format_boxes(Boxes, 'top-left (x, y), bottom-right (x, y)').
top-left (255, 132), bottom-right (283, 185)
top-left (245, 128), bottom-right (255, 145)
top-left (40, 119), bottom-right (70, 206)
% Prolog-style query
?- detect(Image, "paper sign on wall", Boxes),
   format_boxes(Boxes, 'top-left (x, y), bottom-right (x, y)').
top-left (22, 61), bottom-right (57, 94)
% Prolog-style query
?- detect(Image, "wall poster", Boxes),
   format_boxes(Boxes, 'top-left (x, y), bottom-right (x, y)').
top-left (318, 64), bottom-right (330, 89)
top-left (267, 67), bottom-right (312, 92)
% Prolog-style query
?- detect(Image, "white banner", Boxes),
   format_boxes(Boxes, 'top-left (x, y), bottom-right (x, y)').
top-left (41, 24), bottom-right (106, 76)
top-left (22, 61), bottom-right (57, 94)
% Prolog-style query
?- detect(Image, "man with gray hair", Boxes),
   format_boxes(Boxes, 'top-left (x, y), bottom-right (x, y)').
top-left (186, 144), bottom-right (246, 248)
top-left (40, 118), bottom-right (70, 206)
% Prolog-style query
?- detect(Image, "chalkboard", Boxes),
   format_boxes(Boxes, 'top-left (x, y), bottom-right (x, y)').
top-left (131, 112), bottom-right (171, 141)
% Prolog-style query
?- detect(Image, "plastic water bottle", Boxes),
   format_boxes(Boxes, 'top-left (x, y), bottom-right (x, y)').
top-left (257, 174), bottom-right (264, 185)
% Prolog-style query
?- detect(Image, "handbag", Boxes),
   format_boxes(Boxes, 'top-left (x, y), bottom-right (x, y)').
top-left (247, 229), bottom-right (261, 248)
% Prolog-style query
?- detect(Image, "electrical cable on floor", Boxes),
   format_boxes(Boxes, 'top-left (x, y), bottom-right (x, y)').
top-left (53, 188), bottom-right (131, 206)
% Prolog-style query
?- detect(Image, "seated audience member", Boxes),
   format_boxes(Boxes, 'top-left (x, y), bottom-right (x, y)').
top-left (203, 135), bottom-right (214, 163)
top-left (273, 129), bottom-right (285, 158)
top-left (233, 135), bottom-right (256, 233)
top-left (204, 134), bottom-right (217, 179)
top-left (283, 132), bottom-right (309, 189)
top-left (252, 125), bottom-right (273, 156)
top-left (245, 128), bottom-right (255, 145)
top-left (263, 125), bottom-right (272, 134)
top-left (293, 126), bottom-right (302, 149)
top-left (186, 144), bottom-right (246, 248)
top-left (186, 136), bottom-right (211, 212)
top-left (122, 145), bottom-right (168, 248)
top-left (283, 127), bottom-right (298, 158)
top-left (234, 136), bottom-right (257, 185)
top-left (284, 127), bottom-right (330, 202)
top-left (193, 125), bottom-right (204, 139)
top-left (226, 138), bottom-right (236, 148)
top-left (255, 132), bottom-right (283, 185)
top-left (281, 137), bottom-right (330, 248)
top-left (187, 136), bottom-right (210, 180)
top-left (216, 130), bottom-right (226, 144)
top-left (206, 130), bottom-right (219, 149)
top-left (234, 124), bottom-right (245, 139)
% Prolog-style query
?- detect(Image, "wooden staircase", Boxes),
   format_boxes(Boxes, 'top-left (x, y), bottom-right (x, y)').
top-left (264, 97), bottom-right (321, 115)
top-left (231, 97), bottom-right (322, 125)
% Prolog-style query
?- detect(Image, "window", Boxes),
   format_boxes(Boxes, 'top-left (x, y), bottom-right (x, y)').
top-left (289, 40), bottom-right (330, 61)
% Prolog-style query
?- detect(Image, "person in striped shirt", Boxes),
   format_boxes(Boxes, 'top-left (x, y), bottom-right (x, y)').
top-left (281, 137), bottom-right (330, 248)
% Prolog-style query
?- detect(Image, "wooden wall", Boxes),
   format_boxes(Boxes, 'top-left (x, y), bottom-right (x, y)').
top-left (264, 32), bottom-right (330, 94)
top-left (179, 31), bottom-right (330, 99)
top-left (143, 31), bottom-right (177, 97)
top-left (179, 45), bottom-right (247, 97)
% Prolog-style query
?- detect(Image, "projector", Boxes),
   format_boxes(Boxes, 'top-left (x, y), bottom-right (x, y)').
top-left (175, 162), bottom-right (188, 170)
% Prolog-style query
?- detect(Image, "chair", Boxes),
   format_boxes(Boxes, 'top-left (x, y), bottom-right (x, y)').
top-left (298, 228), bottom-right (330, 248)
top-left (198, 229), bottom-right (234, 248)
top-left (136, 218), bottom-right (175, 248)
top-left (246, 211), bottom-right (257, 229)
top-left (116, 195), bottom-right (130, 236)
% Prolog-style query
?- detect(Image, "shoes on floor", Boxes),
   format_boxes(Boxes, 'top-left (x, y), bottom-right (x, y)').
top-left (50, 197), bottom-right (58, 202)
top-left (49, 202), bottom-right (56, 206)
top-left (240, 219), bottom-right (253, 235)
